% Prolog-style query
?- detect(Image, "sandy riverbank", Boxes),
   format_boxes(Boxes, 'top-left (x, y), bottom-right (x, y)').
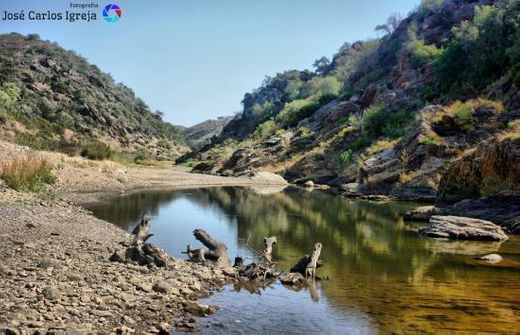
top-left (0, 141), bottom-right (287, 334)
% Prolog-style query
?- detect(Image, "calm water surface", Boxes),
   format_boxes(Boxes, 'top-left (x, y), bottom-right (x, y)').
top-left (87, 187), bottom-right (520, 334)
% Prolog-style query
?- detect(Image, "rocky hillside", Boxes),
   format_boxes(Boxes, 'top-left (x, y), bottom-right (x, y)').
top-left (180, 0), bottom-right (519, 229)
top-left (0, 33), bottom-right (188, 159)
top-left (180, 116), bottom-right (233, 149)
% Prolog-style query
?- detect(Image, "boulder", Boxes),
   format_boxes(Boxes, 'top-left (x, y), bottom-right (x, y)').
top-left (475, 254), bottom-right (503, 263)
top-left (418, 215), bottom-right (509, 241)
top-left (403, 206), bottom-right (442, 221)
top-left (443, 195), bottom-right (520, 234)
top-left (303, 180), bottom-right (314, 188)
top-left (251, 172), bottom-right (288, 185)
top-left (280, 272), bottom-right (305, 286)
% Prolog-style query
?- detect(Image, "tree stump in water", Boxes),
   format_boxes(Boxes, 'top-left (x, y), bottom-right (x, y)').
top-left (263, 236), bottom-right (277, 262)
top-left (290, 253), bottom-right (323, 275)
top-left (305, 242), bottom-right (322, 279)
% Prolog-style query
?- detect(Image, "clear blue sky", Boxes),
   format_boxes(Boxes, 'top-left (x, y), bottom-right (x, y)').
top-left (0, 0), bottom-right (420, 126)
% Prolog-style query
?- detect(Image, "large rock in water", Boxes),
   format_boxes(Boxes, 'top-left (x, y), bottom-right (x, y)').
top-left (419, 216), bottom-right (509, 241)
top-left (446, 195), bottom-right (520, 234)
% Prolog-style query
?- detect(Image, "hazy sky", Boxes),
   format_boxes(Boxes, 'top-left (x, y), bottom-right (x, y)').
top-left (0, 0), bottom-right (420, 126)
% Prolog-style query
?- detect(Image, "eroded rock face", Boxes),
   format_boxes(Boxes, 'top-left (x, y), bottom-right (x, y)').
top-left (438, 138), bottom-right (520, 204)
top-left (418, 215), bottom-right (509, 241)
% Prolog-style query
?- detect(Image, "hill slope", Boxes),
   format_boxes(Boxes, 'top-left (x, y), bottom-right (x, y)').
top-left (180, 116), bottom-right (233, 149)
top-left (0, 33), bottom-right (187, 159)
top-left (181, 0), bottom-right (520, 230)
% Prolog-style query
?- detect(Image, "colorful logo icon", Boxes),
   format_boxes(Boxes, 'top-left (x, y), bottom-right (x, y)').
top-left (102, 4), bottom-right (122, 23)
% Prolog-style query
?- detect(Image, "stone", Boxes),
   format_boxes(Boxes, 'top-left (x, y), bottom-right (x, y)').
top-left (137, 283), bottom-right (152, 293)
top-left (123, 315), bottom-right (136, 324)
top-left (303, 180), bottom-right (314, 188)
top-left (38, 259), bottom-right (60, 269)
top-left (418, 216), bottom-right (509, 241)
top-left (42, 287), bottom-right (61, 301)
top-left (403, 206), bottom-right (442, 221)
top-left (66, 273), bottom-right (83, 282)
top-left (182, 301), bottom-right (219, 317)
top-left (189, 282), bottom-right (202, 292)
top-left (442, 195), bottom-right (520, 234)
top-left (152, 282), bottom-right (171, 294)
top-left (475, 253), bottom-right (503, 263)
top-left (114, 325), bottom-right (134, 334)
top-left (157, 322), bottom-right (171, 335)
top-left (280, 272), bottom-right (305, 285)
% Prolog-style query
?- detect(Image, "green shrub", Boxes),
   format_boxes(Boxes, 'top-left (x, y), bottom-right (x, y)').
top-left (302, 77), bottom-right (341, 98)
top-left (418, 135), bottom-right (440, 145)
top-left (0, 82), bottom-right (20, 109)
top-left (15, 132), bottom-right (56, 151)
top-left (337, 149), bottom-right (353, 170)
top-left (254, 119), bottom-right (277, 139)
top-left (409, 40), bottom-right (443, 68)
top-left (0, 154), bottom-right (56, 192)
top-left (361, 105), bottom-right (388, 139)
top-left (360, 105), bottom-right (414, 140)
top-left (157, 138), bottom-right (172, 149)
top-left (435, 3), bottom-right (517, 93)
top-left (133, 150), bottom-right (151, 163)
top-left (420, 85), bottom-right (437, 101)
top-left (278, 99), bottom-right (320, 127)
top-left (80, 141), bottom-right (112, 160)
top-left (453, 103), bottom-right (474, 132)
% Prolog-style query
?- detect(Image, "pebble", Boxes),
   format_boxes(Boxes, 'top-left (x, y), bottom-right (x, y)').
top-left (42, 287), bottom-right (61, 301)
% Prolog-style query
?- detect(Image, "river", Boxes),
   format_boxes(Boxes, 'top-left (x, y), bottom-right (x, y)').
top-left (87, 186), bottom-right (520, 334)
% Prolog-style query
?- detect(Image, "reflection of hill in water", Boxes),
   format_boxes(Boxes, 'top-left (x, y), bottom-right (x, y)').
top-left (89, 187), bottom-right (520, 333)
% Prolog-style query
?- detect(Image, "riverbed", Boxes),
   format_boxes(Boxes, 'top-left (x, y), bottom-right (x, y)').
top-left (88, 186), bottom-right (520, 334)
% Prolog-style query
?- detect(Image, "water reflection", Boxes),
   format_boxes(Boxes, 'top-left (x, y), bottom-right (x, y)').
top-left (88, 187), bottom-right (520, 334)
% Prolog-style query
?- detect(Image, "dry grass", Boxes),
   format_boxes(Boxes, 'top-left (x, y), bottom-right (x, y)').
top-left (498, 119), bottom-right (520, 141)
top-left (366, 139), bottom-right (396, 155)
top-left (399, 171), bottom-right (417, 184)
top-left (0, 153), bottom-right (56, 192)
top-left (425, 99), bottom-right (504, 129)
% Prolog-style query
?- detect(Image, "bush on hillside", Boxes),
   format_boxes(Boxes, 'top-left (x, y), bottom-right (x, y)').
top-left (361, 105), bottom-right (415, 140)
top-left (409, 40), bottom-right (443, 68)
top-left (277, 99), bottom-right (321, 127)
top-left (80, 141), bottom-right (112, 160)
top-left (436, 3), bottom-right (519, 93)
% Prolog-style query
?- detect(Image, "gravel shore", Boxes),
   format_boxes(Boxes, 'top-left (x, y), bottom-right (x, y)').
top-left (0, 141), bottom-right (287, 334)
top-left (0, 203), bottom-right (229, 334)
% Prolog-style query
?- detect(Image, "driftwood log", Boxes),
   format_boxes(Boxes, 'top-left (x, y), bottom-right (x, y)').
top-left (184, 229), bottom-right (231, 268)
top-left (110, 243), bottom-right (172, 268)
top-left (263, 236), bottom-right (277, 262)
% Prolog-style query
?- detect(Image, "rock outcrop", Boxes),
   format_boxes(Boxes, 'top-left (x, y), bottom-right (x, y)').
top-left (418, 215), bottom-right (509, 241)
top-left (438, 138), bottom-right (520, 204)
